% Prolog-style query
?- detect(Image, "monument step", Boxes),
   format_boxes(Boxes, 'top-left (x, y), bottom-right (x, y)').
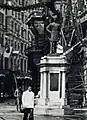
top-left (34, 106), bottom-right (64, 116)
top-left (48, 101), bottom-right (61, 108)
top-left (34, 105), bottom-right (74, 116)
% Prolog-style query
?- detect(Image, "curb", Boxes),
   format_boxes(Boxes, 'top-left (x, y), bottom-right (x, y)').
top-left (34, 114), bottom-right (84, 118)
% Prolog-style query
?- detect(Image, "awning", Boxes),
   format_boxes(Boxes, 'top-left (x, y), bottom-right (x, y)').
top-left (0, 69), bottom-right (8, 76)
top-left (16, 76), bottom-right (32, 80)
top-left (0, 74), bottom-right (5, 77)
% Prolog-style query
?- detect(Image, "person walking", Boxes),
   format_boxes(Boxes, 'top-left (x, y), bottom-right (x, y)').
top-left (22, 86), bottom-right (34, 120)
top-left (14, 87), bottom-right (23, 111)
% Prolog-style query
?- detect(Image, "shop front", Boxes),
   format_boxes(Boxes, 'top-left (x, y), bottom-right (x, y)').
top-left (16, 76), bottom-right (32, 91)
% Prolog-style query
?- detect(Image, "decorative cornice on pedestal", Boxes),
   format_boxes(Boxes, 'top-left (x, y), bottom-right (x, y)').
top-left (40, 54), bottom-right (69, 72)
top-left (40, 55), bottom-right (68, 65)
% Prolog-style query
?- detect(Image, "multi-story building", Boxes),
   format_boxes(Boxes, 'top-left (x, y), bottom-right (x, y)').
top-left (0, 0), bottom-right (32, 96)
top-left (0, 1), bottom-right (6, 95)
top-left (64, 0), bottom-right (87, 107)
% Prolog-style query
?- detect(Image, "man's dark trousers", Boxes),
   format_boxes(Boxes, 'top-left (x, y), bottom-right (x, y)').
top-left (23, 108), bottom-right (34, 120)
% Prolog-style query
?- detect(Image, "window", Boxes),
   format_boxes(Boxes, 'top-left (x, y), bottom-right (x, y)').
top-left (21, 59), bottom-right (23, 72)
top-left (14, 41), bottom-right (16, 50)
top-left (11, 57), bottom-right (13, 69)
top-left (21, 42), bottom-right (23, 53)
top-left (21, 12), bottom-right (24, 22)
top-left (0, 12), bottom-right (4, 28)
top-left (0, 0), bottom-right (4, 5)
top-left (60, 71), bottom-right (62, 98)
top-left (24, 60), bottom-right (26, 72)
top-left (16, 42), bottom-right (18, 50)
top-left (18, 12), bottom-right (20, 20)
top-left (15, 11), bottom-right (17, 18)
top-left (17, 59), bottom-right (19, 69)
top-left (1, 55), bottom-right (3, 69)
top-left (22, 0), bottom-right (24, 6)
top-left (5, 38), bottom-right (10, 46)
top-left (24, 30), bottom-right (26, 39)
top-left (11, 39), bottom-right (13, 46)
top-left (24, 44), bottom-right (26, 52)
top-left (1, 33), bottom-right (4, 45)
top-left (84, 48), bottom-right (87, 58)
top-left (0, 33), bottom-right (4, 45)
top-left (18, 42), bottom-right (20, 50)
top-left (19, 0), bottom-right (22, 5)
top-left (16, 0), bottom-right (17, 3)
top-left (15, 22), bottom-right (17, 32)
top-left (21, 27), bottom-right (23, 37)
top-left (25, 15), bottom-right (27, 21)
top-left (12, 10), bottom-right (14, 16)
top-left (5, 58), bottom-right (9, 70)
top-left (26, 1), bottom-right (28, 6)
top-left (17, 24), bottom-right (20, 35)
top-left (11, 20), bottom-right (14, 31)
top-left (19, 0), bottom-right (21, 5)
top-left (14, 58), bottom-right (17, 70)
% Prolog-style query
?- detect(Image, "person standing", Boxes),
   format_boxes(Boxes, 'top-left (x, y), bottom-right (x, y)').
top-left (0, 92), bottom-right (4, 102)
top-left (22, 86), bottom-right (34, 120)
top-left (14, 87), bottom-right (19, 111)
top-left (14, 87), bottom-right (23, 111)
top-left (18, 87), bottom-right (23, 111)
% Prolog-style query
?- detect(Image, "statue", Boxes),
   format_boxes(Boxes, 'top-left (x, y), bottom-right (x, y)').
top-left (46, 15), bottom-right (61, 53)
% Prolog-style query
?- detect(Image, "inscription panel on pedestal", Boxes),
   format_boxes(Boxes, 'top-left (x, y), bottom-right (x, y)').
top-left (50, 73), bottom-right (59, 91)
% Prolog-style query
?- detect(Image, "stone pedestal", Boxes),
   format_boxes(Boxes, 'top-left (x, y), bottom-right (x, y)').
top-left (35, 54), bottom-right (72, 115)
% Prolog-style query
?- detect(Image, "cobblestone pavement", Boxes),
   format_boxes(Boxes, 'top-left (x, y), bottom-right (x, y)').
top-left (0, 100), bottom-right (86, 120)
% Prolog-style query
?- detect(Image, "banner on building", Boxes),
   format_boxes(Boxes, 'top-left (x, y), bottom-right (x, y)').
top-left (3, 46), bottom-right (12, 58)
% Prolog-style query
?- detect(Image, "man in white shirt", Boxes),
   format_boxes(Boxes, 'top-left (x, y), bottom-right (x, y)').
top-left (22, 86), bottom-right (34, 120)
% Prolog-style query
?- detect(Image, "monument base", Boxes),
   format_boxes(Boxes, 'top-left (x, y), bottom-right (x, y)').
top-left (35, 54), bottom-right (73, 116)
top-left (34, 105), bottom-right (64, 116)
top-left (34, 98), bottom-right (73, 116)
top-left (34, 105), bottom-right (74, 116)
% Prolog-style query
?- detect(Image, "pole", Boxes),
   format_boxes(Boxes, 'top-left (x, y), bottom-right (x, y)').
top-left (63, 41), bottom-right (81, 55)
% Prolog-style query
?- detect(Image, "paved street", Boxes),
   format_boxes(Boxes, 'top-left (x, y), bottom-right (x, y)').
top-left (0, 100), bottom-right (86, 120)
top-left (0, 103), bottom-right (23, 120)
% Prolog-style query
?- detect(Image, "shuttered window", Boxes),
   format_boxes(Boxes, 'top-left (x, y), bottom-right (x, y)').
top-left (0, 12), bottom-right (4, 28)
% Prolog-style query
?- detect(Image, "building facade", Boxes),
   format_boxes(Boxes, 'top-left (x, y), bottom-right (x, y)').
top-left (0, 1), bottom-right (6, 96)
top-left (0, 0), bottom-right (32, 97)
